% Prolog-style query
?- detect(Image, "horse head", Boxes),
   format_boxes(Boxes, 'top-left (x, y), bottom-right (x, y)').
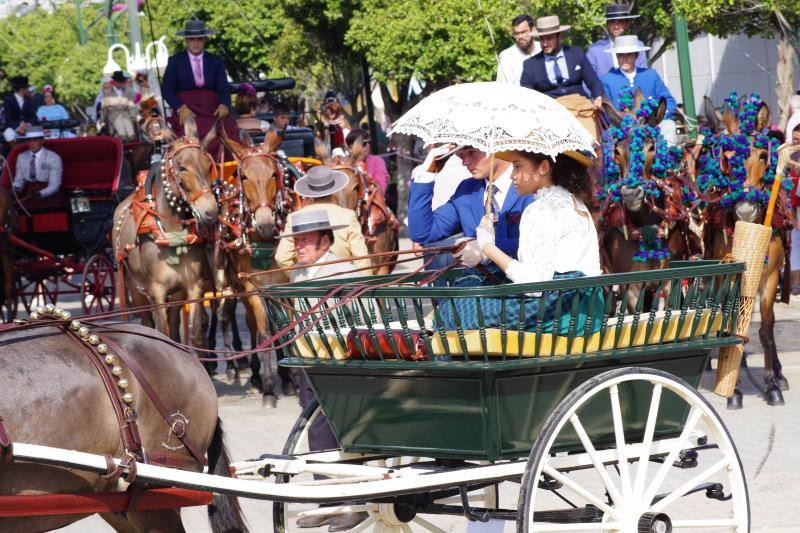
top-left (222, 131), bottom-right (283, 240)
top-left (161, 116), bottom-right (219, 225)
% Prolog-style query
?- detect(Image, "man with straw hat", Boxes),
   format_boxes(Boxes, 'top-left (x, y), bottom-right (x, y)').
top-left (11, 125), bottom-right (63, 208)
top-left (520, 15), bottom-right (604, 141)
top-left (275, 166), bottom-right (373, 277)
top-left (161, 18), bottom-right (239, 157)
top-left (586, 3), bottom-right (647, 78)
top-left (600, 35), bottom-right (678, 144)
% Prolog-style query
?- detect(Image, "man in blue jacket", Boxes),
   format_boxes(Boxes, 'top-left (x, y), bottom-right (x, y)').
top-left (408, 144), bottom-right (532, 275)
top-left (162, 18), bottom-right (238, 155)
top-left (600, 35), bottom-right (678, 144)
top-left (520, 15), bottom-right (604, 141)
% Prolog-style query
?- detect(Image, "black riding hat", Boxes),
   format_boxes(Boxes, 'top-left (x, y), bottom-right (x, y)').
top-left (602, 3), bottom-right (639, 21)
top-left (175, 19), bottom-right (217, 38)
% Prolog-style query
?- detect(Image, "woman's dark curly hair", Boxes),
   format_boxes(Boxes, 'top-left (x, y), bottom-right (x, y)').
top-left (519, 151), bottom-right (593, 203)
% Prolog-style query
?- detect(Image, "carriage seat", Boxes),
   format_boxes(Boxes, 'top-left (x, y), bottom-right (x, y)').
top-left (291, 309), bottom-right (726, 360)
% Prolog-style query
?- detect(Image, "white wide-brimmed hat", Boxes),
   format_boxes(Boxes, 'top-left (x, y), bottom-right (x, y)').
top-left (604, 35), bottom-right (650, 54)
top-left (530, 15), bottom-right (571, 37)
top-left (16, 126), bottom-right (46, 141)
top-left (294, 166), bottom-right (349, 198)
top-left (278, 209), bottom-right (347, 239)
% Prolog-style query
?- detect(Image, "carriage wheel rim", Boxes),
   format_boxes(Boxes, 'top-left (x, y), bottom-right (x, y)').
top-left (82, 254), bottom-right (115, 314)
top-left (519, 368), bottom-right (749, 533)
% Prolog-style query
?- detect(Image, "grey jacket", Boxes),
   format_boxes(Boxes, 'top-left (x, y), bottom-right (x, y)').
top-left (12, 147), bottom-right (63, 197)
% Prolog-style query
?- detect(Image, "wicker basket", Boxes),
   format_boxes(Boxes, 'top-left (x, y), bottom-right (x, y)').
top-left (715, 221), bottom-right (772, 397)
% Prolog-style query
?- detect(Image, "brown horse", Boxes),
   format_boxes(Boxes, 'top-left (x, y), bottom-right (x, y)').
top-left (216, 133), bottom-right (293, 407)
top-left (702, 97), bottom-right (791, 407)
top-left (599, 94), bottom-right (699, 308)
top-left (113, 117), bottom-right (218, 364)
top-left (0, 320), bottom-right (246, 532)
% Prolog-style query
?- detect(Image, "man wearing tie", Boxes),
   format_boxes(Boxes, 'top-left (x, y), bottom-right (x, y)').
top-left (520, 15), bottom-right (604, 141)
top-left (12, 126), bottom-right (63, 208)
top-left (161, 18), bottom-right (238, 157)
top-left (3, 76), bottom-right (38, 131)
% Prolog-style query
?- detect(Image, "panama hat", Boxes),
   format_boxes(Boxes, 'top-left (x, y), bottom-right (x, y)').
top-left (603, 35), bottom-right (650, 54)
top-left (294, 166), bottom-right (350, 198)
top-left (530, 15), bottom-right (571, 37)
top-left (16, 125), bottom-right (46, 141)
top-left (600, 3), bottom-right (640, 21)
top-left (175, 19), bottom-right (217, 38)
top-left (495, 149), bottom-right (595, 168)
top-left (278, 209), bottom-right (347, 239)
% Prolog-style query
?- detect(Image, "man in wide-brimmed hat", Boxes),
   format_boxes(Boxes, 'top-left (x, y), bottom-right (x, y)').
top-left (274, 166), bottom-right (373, 277)
top-left (161, 18), bottom-right (238, 157)
top-left (601, 35), bottom-right (678, 144)
top-left (11, 126), bottom-right (63, 206)
top-left (587, 3), bottom-right (647, 77)
top-left (520, 15), bottom-right (604, 141)
top-left (3, 75), bottom-right (38, 130)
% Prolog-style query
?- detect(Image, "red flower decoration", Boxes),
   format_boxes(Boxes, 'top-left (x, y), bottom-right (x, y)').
top-left (505, 211), bottom-right (522, 225)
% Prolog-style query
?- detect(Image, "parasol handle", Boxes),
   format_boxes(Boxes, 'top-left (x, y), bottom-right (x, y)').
top-left (485, 152), bottom-right (496, 217)
top-left (764, 143), bottom-right (800, 228)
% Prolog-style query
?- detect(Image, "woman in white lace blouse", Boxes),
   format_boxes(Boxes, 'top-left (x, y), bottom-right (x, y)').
top-left (476, 150), bottom-right (602, 282)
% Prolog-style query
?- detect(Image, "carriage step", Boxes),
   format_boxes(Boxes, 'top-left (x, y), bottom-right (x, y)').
top-left (532, 504), bottom-right (603, 524)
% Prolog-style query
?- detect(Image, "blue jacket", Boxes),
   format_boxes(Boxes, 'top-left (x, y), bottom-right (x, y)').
top-left (408, 178), bottom-right (533, 259)
top-left (520, 45), bottom-right (603, 100)
top-left (601, 68), bottom-right (676, 118)
top-left (161, 51), bottom-right (232, 111)
top-left (586, 37), bottom-right (647, 78)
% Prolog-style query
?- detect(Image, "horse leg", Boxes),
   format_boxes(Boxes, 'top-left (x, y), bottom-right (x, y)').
top-left (186, 286), bottom-right (213, 376)
top-left (244, 293), bottom-right (279, 408)
top-left (759, 254), bottom-right (785, 406)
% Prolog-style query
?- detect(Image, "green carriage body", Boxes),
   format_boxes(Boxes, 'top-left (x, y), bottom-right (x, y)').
top-left (267, 261), bottom-right (744, 461)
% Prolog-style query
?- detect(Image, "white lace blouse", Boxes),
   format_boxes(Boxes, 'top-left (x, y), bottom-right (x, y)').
top-left (506, 185), bottom-right (602, 284)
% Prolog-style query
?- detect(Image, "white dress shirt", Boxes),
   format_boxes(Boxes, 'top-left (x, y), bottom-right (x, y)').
top-left (543, 49), bottom-right (569, 86)
top-left (506, 185), bottom-right (601, 284)
top-left (14, 93), bottom-right (24, 110)
top-left (496, 42), bottom-right (541, 84)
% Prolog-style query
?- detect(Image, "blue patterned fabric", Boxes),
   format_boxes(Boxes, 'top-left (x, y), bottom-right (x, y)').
top-left (435, 271), bottom-right (604, 334)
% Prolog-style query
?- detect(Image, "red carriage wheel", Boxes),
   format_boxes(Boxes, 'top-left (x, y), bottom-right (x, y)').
top-left (81, 254), bottom-right (116, 315)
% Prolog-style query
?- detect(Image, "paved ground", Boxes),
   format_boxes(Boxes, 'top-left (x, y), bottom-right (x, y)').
top-left (49, 255), bottom-right (800, 532)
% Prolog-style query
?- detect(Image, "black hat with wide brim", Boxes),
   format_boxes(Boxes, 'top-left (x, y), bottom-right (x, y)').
top-left (176, 19), bottom-right (217, 38)
top-left (9, 76), bottom-right (29, 89)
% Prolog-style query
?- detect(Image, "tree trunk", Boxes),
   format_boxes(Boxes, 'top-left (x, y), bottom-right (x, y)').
top-left (776, 36), bottom-right (795, 130)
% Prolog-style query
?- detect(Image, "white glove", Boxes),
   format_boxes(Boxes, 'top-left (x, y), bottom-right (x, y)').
top-left (475, 215), bottom-right (496, 252)
top-left (453, 238), bottom-right (484, 268)
top-left (414, 145), bottom-right (455, 183)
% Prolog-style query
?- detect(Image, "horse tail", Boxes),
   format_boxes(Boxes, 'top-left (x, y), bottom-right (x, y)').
top-left (207, 417), bottom-right (249, 533)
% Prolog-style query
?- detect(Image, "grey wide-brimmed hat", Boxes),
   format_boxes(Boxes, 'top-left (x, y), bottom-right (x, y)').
top-left (278, 209), bottom-right (347, 239)
top-left (16, 125), bottom-right (45, 141)
top-left (176, 19), bottom-right (217, 38)
top-left (600, 3), bottom-right (639, 21)
top-left (294, 166), bottom-right (349, 198)
top-left (530, 15), bottom-right (571, 37)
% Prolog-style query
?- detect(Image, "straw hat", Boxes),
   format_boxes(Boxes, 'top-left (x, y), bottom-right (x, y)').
top-left (495, 149), bottom-right (595, 168)
top-left (530, 15), bottom-right (571, 37)
top-left (16, 126), bottom-right (46, 141)
top-left (278, 209), bottom-right (346, 239)
top-left (603, 35), bottom-right (650, 54)
top-left (294, 166), bottom-right (349, 198)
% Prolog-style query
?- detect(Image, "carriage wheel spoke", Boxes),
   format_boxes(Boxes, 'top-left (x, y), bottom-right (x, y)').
top-left (349, 513), bottom-right (377, 533)
top-left (642, 406), bottom-right (703, 507)
top-left (634, 383), bottom-right (662, 497)
top-left (542, 464), bottom-right (619, 519)
top-left (609, 384), bottom-right (632, 500)
top-left (650, 457), bottom-right (730, 513)
top-left (670, 518), bottom-right (738, 528)
top-left (399, 523), bottom-right (413, 533)
top-left (411, 516), bottom-right (447, 533)
top-left (569, 414), bottom-right (623, 506)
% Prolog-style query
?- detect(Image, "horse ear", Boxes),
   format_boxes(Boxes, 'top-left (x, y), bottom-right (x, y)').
top-left (183, 115), bottom-right (199, 141)
top-left (219, 135), bottom-right (246, 158)
top-left (313, 138), bottom-right (332, 164)
top-left (602, 96), bottom-right (623, 128)
top-left (722, 106), bottom-right (740, 135)
top-left (239, 130), bottom-right (254, 148)
top-left (262, 130), bottom-right (281, 153)
top-left (647, 97), bottom-right (667, 127)
top-left (200, 123), bottom-right (217, 151)
top-left (755, 102), bottom-right (770, 132)
top-left (703, 96), bottom-right (721, 133)
top-left (633, 88), bottom-right (646, 112)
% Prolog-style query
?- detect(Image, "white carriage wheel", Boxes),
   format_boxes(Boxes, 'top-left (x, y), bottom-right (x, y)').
top-left (517, 367), bottom-right (749, 533)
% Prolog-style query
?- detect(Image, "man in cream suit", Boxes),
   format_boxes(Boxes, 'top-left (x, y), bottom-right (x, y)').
top-left (12, 126), bottom-right (63, 206)
top-left (275, 166), bottom-right (373, 277)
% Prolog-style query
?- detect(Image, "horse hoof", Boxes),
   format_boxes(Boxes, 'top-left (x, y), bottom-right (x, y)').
top-left (262, 395), bottom-right (278, 409)
top-left (282, 382), bottom-right (297, 396)
top-left (764, 387), bottom-right (785, 406)
top-left (726, 390), bottom-right (743, 410)
top-left (225, 366), bottom-right (237, 381)
top-left (776, 376), bottom-right (790, 392)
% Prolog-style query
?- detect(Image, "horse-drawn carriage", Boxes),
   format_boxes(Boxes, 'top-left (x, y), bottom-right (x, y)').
top-left (0, 136), bottom-right (125, 319)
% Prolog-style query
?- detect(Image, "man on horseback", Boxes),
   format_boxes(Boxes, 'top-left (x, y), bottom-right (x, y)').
top-left (161, 18), bottom-right (238, 157)
top-left (586, 4), bottom-right (647, 78)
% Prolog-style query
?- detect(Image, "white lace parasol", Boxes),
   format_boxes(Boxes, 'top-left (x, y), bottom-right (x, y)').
top-left (392, 82), bottom-right (596, 157)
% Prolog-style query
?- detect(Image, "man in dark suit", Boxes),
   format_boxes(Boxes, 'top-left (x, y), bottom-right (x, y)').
top-left (520, 15), bottom-right (604, 141)
top-left (161, 18), bottom-right (237, 156)
top-left (3, 76), bottom-right (38, 131)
